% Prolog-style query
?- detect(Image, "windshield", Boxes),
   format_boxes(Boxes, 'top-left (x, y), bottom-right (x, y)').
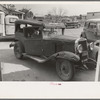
top-left (9, 18), bottom-right (18, 23)
top-left (43, 28), bottom-right (62, 38)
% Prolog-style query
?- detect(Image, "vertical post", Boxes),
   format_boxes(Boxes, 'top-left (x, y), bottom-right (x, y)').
top-left (0, 62), bottom-right (2, 81)
top-left (62, 28), bottom-right (64, 35)
top-left (95, 44), bottom-right (100, 81)
top-left (2, 12), bottom-right (6, 36)
top-left (22, 14), bottom-right (24, 20)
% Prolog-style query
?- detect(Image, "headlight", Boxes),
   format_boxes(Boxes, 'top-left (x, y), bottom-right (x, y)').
top-left (77, 44), bottom-right (83, 53)
top-left (89, 42), bottom-right (94, 51)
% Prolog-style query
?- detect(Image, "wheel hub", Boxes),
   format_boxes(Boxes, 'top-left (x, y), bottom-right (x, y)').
top-left (61, 63), bottom-right (69, 76)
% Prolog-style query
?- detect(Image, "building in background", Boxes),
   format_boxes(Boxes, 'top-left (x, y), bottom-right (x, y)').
top-left (87, 12), bottom-right (100, 20)
top-left (77, 14), bottom-right (87, 26)
top-left (0, 4), bottom-right (24, 19)
top-left (34, 15), bottom-right (44, 21)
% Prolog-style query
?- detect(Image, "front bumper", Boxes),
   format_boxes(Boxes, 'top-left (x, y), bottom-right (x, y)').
top-left (9, 42), bottom-right (15, 48)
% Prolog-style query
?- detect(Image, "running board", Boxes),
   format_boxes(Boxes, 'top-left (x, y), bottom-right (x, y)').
top-left (23, 53), bottom-right (47, 63)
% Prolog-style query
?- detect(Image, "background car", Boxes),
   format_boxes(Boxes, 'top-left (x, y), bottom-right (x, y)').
top-left (65, 21), bottom-right (81, 29)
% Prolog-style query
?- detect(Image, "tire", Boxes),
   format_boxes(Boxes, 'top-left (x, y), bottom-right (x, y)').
top-left (14, 41), bottom-right (24, 59)
top-left (56, 59), bottom-right (74, 81)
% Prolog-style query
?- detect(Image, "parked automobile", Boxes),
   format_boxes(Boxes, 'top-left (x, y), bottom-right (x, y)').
top-left (10, 20), bottom-right (97, 81)
top-left (65, 21), bottom-right (81, 29)
top-left (80, 18), bottom-right (100, 46)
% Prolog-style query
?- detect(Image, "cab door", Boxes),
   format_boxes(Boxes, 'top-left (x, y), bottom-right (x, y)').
top-left (24, 28), bottom-right (43, 56)
top-left (24, 39), bottom-right (42, 56)
top-left (42, 39), bottom-right (55, 57)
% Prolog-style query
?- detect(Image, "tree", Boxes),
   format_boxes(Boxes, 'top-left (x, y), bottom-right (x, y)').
top-left (50, 8), bottom-right (67, 16)
top-left (19, 8), bottom-right (33, 20)
top-left (48, 7), bottom-right (67, 22)
top-left (3, 4), bottom-right (16, 11)
top-left (2, 4), bottom-right (16, 15)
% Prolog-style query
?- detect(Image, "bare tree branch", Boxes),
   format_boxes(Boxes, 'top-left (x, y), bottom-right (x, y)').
top-left (47, 7), bottom-right (67, 22)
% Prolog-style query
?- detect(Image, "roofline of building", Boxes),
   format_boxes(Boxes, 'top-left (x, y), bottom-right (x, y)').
top-left (13, 10), bottom-right (25, 14)
top-left (0, 4), bottom-right (25, 14)
top-left (87, 11), bottom-right (100, 14)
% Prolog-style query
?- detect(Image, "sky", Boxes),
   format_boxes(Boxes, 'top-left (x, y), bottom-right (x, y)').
top-left (14, 2), bottom-right (100, 16)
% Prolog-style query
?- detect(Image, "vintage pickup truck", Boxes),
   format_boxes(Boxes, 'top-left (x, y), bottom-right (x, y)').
top-left (80, 18), bottom-right (100, 46)
top-left (65, 21), bottom-right (80, 28)
top-left (10, 20), bottom-right (98, 81)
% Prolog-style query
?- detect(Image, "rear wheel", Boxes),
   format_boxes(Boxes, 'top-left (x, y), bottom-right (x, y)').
top-left (14, 41), bottom-right (24, 59)
top-left (56, 59), bottom-right (74, 81)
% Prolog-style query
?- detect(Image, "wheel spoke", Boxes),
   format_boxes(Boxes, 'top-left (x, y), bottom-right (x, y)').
top-left (56, 59), bottom-right (74, 81)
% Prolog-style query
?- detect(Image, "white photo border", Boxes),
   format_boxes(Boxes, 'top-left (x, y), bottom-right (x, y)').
top-left (0, 1), bottom-right (100, 99)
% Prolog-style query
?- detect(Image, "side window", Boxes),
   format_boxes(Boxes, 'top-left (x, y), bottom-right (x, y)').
top-left (88, 22), bottom-right (96, 30)
top-left (84, 22), bottom-right (89, 30)
top-left (16, 24), bottom-right (26, 33)
top-left (9, 18), bottom-right (18, 23)
top-left (43, 28), bottom-right (58, 39)
top-left (23, 27), bottom-right (42, 38)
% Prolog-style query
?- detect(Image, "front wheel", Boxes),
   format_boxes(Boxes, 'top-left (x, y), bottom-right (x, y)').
top-left (56, 59), bottom-right (74, 81)
top-left (14, 41), bottom-right (24, 59)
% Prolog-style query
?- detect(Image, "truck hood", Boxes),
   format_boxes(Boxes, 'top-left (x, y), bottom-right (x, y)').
top-left (49, 35), bottom-right (78, 42)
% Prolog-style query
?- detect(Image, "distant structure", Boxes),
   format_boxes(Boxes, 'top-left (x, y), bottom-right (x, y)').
top-left (44, 14), bottom-right (74, 23)
top-left (33, 13), bottom-right (87, 27)
top-left (34, 15), bottom-right (44, 21)
top-left (77, 14), bottom-right (87, 26)
top-left (0, 4), bottom-right (24, 19)
top-left (9, 10), bottom-right (24, 19)
top-left (87, 12), bottom-right (100, 20)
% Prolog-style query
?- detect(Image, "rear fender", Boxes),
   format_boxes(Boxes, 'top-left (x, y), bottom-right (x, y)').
top-left (49, 51), bottom-right (80, 63)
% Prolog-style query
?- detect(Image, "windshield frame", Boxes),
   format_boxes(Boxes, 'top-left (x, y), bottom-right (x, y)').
top-left (97, 22), bottom-right (100, 36)
top-left (42, 28), bottom-right (64, 39)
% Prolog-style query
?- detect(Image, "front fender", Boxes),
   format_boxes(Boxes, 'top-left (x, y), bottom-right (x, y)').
top-left (49, 51), bottom-right (80, 63)
top-left (89, 45), bottom-right (99, 61)
top-left (94, 40), bottom-right (100, 46)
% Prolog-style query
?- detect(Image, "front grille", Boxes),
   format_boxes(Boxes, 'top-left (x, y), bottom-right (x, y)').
top-left (78, 39), bottom-right (88, 60)
top-left (78, 39), bottom-right (88, 51)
